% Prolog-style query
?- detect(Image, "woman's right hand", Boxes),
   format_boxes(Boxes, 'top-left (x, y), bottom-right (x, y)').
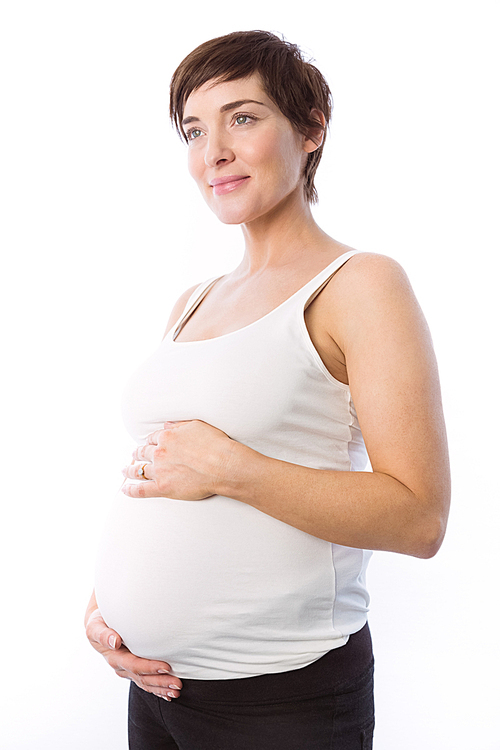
top-left (85, 607), bottom-right (182, 701)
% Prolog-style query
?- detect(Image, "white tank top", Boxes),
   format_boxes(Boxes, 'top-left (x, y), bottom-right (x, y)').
top-left (95, 250), bottom-right (372, 680)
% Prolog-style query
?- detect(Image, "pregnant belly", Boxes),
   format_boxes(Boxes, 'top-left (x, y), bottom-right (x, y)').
top-left (94, 490), bottom-right (336, 678)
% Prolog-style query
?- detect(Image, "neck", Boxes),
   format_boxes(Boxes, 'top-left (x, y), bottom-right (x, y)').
top-left (237, 187), bottom-right (329, 275)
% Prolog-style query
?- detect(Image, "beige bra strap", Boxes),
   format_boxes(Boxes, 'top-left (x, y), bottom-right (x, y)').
top-left (303, 253), bottom-right (358, 312)
top-left (304, 276), bottom-right (335, 311)
top-left (172, 277), bottom-right (222, 341)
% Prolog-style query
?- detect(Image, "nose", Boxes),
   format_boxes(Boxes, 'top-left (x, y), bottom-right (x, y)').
top-left (204, 130), bottom-right (235, 168)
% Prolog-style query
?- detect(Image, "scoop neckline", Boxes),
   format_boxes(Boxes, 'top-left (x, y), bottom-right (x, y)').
top-left (170, 250), bottom-right (359, 346)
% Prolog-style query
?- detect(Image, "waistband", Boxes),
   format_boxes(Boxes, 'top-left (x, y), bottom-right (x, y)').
top-left (178, 623), bottom-right (373, 705)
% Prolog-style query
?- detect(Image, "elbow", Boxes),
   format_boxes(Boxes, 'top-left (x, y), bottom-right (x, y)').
top-left (413, 508), bottom-right (449, 559)
top-left (416, 529), bottom-right (444, 559)
top-left (404, 476), bottom-right (451, 559)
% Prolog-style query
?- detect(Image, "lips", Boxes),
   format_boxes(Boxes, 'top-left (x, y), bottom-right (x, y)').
top-left (209, 175), bottom-right (250, 196)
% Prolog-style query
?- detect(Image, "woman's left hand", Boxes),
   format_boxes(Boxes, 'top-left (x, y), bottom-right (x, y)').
top-left (122, 420), bottom-right (237, 500)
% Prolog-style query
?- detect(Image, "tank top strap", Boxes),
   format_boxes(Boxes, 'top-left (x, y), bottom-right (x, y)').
top-left (294, 250), bottom-right (362, 312)
top-left (171, 276), bottom-right (223, 341)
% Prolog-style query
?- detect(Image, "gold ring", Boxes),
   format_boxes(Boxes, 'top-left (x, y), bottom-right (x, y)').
top-left (137, 462), bottom-right (148, 478)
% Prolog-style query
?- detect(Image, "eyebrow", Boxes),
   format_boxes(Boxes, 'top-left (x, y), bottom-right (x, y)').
top-left (181, 99), bottom-right (267, 128)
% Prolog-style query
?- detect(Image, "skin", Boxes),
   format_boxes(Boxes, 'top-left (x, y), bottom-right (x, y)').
top-left (86, 74), bottom-right (451, 699)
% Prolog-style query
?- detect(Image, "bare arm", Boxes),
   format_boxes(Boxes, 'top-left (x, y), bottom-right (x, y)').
top-left (221, 254), bottom-right (450, 557)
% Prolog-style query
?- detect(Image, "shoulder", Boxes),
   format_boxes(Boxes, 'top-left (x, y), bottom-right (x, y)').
top-left (162, 282), bottom-right (203, 339)
top-left (305, 251), bottom-right (421, 382)
top-left (324, 252), bottom-right (424, 348)
top-left (334, 252), bottom-right (411, 296)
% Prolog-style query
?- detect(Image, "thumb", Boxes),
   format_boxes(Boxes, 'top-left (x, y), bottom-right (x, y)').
top-left (103, 627), bottom-right (122, 650)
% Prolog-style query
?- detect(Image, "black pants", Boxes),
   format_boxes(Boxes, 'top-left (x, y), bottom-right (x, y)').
top-left (128, 624), bottom-right (374, 749)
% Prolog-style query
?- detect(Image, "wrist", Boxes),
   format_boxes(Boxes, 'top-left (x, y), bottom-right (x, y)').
top-left (216, 439), bottom-right (264, 504)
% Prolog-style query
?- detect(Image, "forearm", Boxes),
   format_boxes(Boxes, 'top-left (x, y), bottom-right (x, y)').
top-left (220, 443), bottom-right (446, 558)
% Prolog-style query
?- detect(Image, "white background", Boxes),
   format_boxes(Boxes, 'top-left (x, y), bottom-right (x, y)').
top-left (1, 1), bottom-right (499, 748)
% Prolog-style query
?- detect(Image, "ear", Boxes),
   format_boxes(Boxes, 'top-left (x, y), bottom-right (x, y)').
top-left (303, 109), bottom-right (326, 154)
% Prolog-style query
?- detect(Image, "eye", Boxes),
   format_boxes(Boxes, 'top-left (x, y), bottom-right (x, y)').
top-left (186, 127), bottom-right (203, 141)
top-left (234, 114), bottom-right (255, 126)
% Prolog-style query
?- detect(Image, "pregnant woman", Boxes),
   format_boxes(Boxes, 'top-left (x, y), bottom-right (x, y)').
top-left (85, 30), bottom-right (450, 750)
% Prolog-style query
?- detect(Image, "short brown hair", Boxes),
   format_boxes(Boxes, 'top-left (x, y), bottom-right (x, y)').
top-left (169, 30), bottom-right (332, 204)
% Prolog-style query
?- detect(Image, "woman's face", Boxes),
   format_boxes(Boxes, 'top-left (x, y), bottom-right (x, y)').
top-left (182, 74), bottom-right (314, 225)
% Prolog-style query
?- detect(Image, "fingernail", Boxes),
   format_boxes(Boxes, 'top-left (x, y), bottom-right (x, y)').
top-left (108, 635), bottom-right (117, 648)
top-left (157, 669), bottom-right (169, 674)
top-left (169, 684), bottom-right (179, 690)
top-left (167, 692), bottom-right (177, 698)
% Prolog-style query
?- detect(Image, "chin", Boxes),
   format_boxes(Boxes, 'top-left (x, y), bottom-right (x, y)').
top-left (208, 194), bottom-right (291, 226)
top-left (214, 212), bottom-right (252, 226)
top-left (206, 200), bottom-right (265, 226)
